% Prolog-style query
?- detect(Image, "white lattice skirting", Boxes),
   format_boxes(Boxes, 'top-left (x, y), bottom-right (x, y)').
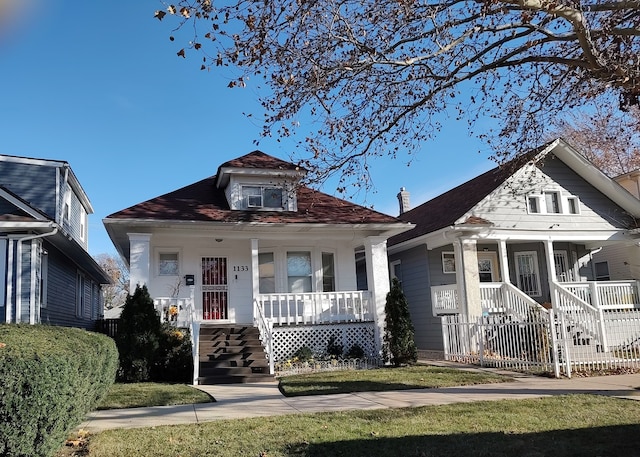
top-left (271, 322), bottom-right (378, 362)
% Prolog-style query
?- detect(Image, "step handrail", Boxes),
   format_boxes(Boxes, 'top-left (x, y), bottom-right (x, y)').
top-left (254, 298), bottom-right (274, 375)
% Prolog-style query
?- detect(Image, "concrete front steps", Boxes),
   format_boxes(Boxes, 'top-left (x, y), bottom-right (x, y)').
top-left (198, 324), bottom-right (274, 384)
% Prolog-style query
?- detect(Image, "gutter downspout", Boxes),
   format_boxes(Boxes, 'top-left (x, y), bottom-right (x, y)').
top-left (8, 227), bottom-right (58, 324)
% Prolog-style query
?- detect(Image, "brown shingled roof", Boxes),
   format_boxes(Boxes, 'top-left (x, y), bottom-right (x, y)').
top-left (389, 149), bottom-right (541, 246)
top-left (106, 175), bottom-right (399, 225)
top-left (217, 150), bottom-right (306, 172)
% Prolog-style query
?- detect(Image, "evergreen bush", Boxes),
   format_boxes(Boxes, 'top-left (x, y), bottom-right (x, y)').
top-left (0, 324), bottom-right (118, 457)
top-left (115, 284), bottom-right (163, 382)
top-left (383, 278), bottom-right (418, 366)
top-left (116, 284), bottom-right (193, 383)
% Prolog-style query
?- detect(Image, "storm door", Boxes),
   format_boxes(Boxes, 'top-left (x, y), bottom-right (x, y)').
top-left (514, 251), bottom-right (542, 297)
top-left (201, 257), bottom-right (228, 320)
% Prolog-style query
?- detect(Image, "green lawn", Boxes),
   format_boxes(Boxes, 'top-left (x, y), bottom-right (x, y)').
top-left (71, 395), bottom-right (640, 456)
top-left (96, 383), bottom-right (213, 410)
top-left (278, 365), bottom-right (511, 396)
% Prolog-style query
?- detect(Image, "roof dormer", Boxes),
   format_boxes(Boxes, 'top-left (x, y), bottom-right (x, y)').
top-left (215, 151), bottom-right (306, 211)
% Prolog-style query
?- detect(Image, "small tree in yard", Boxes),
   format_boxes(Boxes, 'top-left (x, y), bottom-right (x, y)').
top-left (116, 284), bottom-right (162, 382)
top-left (383, 278), bottom-right (417, 367)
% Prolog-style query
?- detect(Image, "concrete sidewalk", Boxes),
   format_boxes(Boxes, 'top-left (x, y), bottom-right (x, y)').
top-left (80, 370), bottom-right (640, 432)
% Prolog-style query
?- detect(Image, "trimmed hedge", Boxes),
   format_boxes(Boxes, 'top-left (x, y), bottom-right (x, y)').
top-left (0, 324), bottom-right (118, 457)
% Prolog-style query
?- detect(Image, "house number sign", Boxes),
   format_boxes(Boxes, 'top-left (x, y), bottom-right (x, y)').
top-left (233, 265), bottom-right (249, 272)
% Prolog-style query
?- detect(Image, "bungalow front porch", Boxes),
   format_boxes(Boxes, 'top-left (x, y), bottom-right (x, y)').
top-left (155, 289), bottom-right (379, 384)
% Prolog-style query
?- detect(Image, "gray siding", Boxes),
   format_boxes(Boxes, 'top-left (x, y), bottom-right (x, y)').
top-left (592, 245), bottom-right (635, 280)
top-left (471, 155), bottom-right (635, 231)
top-left (40, 245), bottom-right (96, 330)
top-left (19, 243), bottom-right (32, 322)
top-left (0, 161), bottom-right (58, 218)
top-left (390, 244), bottom-right (444, 351)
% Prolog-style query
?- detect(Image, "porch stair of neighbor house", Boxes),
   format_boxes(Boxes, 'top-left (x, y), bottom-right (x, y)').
top-left (197, 324), bottom-right (274, 385)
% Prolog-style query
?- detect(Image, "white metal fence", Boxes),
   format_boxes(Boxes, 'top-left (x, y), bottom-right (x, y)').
top-left (442, 304), bottom-right (640, 377)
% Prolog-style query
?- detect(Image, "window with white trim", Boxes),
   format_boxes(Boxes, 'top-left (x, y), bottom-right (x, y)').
top-left (76, 271), bottom-right (85, 318)
top-left (442, 252), bottom-right (456, 274)
top-left (63, 188), bottom-right (71, 225)
top-left (158, 252), bottom-right (179, 276)
top-left (287, 251), bottom-right (312, 293)
top-left (258, 252), bottom-right (276, 294)
top-left (526, 191), bottom-right (580, 215)
top-left (80, 206), bottom-right (87, 242)
top-left (241, 186), bottom-right (284, 209)
top-left (321, 252), bottom-right (335, 292)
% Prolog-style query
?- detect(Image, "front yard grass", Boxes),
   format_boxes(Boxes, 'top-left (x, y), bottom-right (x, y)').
top-left (278, 365), bottom-right (511, 396)
top-left (67, 395), bottom-right (640, 456)
top-left (96, 383), bottom-right (213, 410)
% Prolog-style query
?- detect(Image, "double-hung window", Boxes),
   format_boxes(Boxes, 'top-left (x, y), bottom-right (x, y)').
top-left (527, 191), bottom-right (579, 215)
top-left (242, 186), bottom-right (284, 209)
top-left (159, 252), bottom-right (179, 276)
top-left (287, 251), bottom-right (312, 293)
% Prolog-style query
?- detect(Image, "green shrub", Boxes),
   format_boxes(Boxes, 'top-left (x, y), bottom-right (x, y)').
top-left (326, 335), bottom-right (343, 358)
top-left (0, 324), bottom-right (118, 457)
top-left (383, 278), bottom-right (418, 366)
top-left (154, 325), bottom-right (194, 383)
top-left (292, 346), bottom-right (314, 361)
top-left (115, 285), bottom-right (162, 382)
top-left (346, 343), bottom-right (365, 359)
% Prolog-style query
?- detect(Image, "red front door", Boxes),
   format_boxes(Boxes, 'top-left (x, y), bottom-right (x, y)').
top-left (201, 257), bottom-right (228, 320)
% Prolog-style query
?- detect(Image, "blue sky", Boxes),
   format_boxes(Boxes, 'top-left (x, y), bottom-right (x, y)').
top-left (1, 1), bottom-right (498, 257)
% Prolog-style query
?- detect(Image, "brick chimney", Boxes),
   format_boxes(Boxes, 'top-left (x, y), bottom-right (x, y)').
top-left (397, 187), bottom-right (410, 215)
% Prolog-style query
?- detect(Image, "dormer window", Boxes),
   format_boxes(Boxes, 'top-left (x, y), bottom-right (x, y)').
top-left (242, 186), bottom-right (284, 210)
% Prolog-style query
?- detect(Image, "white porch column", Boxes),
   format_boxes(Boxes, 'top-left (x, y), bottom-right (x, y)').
top-left (128, 233), bottom-right (152, 290)
top-left (498, 239), bottom-right (511, 284)
top-left (543, 239), bottom-right (557, 307)
top-left (456, 238), bottom-right (481, 318)
top-left (364, 236), bottom-right (391, 355)
top-left (250, 239), bottom-right (259, 318)
top-left (543, 239), bottom-right (557, 283)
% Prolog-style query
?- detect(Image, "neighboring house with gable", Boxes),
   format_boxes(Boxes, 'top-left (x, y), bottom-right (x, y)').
top-left (0, 154), bottom-right (111, 328)
top-left (103, 151), bottom-right (412, 384)
top-left (590, 169), bottom-right (640, 281)
top-left (387, 139), bottom-right (640, 374)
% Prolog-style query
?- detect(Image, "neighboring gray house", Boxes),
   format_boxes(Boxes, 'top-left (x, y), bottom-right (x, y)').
top-left (590, 169), bottom-right (640, 281)
top-left (0, 154), bottom-right (111, 328)
top-left (387, 138), bottom-right (640, 354)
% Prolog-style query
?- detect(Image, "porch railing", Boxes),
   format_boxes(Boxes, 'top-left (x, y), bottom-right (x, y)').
top-left (431, 285), bottom-right (460, 316)
top-left (154, 297), bottom-right (191, 327)
top-left (560, 281), bottom-right (640, 309)
top-left (432, 282), bottom-right (545, 318)
top-left (253, 298), bottom-right (274, 374)
top-left (256, 291), bottom-right (372, 325)
top-left (551, 282), bottom-right (608, 351)
top-left (154, 295), bottom-right (199, 384)
top-left (480, 282), bottom-right (547, 320)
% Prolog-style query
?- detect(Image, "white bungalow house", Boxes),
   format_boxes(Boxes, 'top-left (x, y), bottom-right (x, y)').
top-left (387, 139), bottom-right (640, 376)
top-left (103, 151), bottom-right (412, 384)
